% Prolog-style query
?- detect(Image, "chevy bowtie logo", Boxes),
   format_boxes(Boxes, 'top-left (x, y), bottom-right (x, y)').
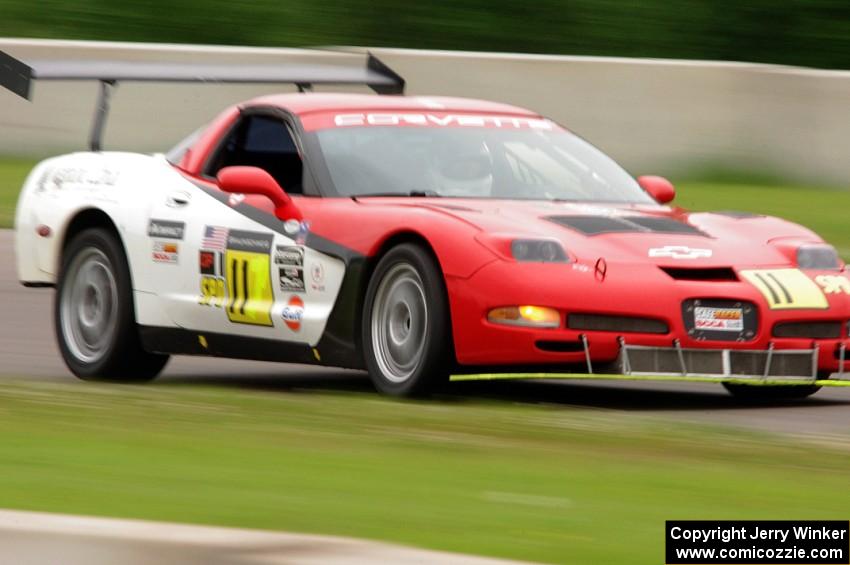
top-left (648, 246), bottom-right (713, 259)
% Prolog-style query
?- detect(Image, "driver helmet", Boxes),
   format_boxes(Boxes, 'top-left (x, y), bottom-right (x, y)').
top-left (429, 137), bottom-right (493, 197)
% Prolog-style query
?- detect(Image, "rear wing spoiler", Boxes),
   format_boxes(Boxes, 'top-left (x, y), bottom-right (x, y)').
top-left (0, 49), bottom-right (405, 151)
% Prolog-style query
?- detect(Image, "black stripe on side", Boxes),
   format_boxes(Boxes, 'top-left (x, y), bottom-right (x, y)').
top-left (140, 325), bottom-right (316, 365)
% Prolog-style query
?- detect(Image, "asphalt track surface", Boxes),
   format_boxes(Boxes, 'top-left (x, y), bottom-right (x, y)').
top-left (3, 229), bottom-right (850, 438)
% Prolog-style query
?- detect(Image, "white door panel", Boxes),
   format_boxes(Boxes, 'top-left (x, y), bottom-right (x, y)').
top-left (146, 174), bottom-right (345, 347)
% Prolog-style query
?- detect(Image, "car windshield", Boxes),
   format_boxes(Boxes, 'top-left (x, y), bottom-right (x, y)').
top-left (313, 123), bottom-right (654, 203)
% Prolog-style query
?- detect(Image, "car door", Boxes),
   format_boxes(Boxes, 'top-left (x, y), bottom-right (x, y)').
top-left (146, 112), bottom-right (346, 348)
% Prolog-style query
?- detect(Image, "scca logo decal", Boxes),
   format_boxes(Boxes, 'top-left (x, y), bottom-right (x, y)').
top-left (282, 295), bottom-right (305, 331)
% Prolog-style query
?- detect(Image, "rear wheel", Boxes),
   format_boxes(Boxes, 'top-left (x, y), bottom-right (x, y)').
top-left (55, 228), bottom-right (169, 382)
top-left (362, 244), bottom-right (452, 396)
top-left (723, 372), bottom-right (828, 400)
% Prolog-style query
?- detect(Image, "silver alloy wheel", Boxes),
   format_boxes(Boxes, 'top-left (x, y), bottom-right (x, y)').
top-left (371, 263), bottom-right (429, 383)
top-left (60, 247), bottom-right (119, 363)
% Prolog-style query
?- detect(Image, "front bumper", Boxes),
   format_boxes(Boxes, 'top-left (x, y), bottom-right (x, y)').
top-left (447, 259), bottom-right (850, 377)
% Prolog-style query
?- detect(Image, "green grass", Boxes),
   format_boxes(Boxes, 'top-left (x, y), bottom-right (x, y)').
top-left (0, 158), bottom-right (35, 228)
top-left (0, 379), bottom-right (849, 564)
top-left (676, 181), bottom-right (850, 260)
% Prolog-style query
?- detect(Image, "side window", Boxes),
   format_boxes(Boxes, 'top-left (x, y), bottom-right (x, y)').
top-left (206, 115), bottom-right (303, 194)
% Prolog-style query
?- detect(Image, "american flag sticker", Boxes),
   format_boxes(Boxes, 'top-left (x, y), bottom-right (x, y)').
top-left (203, 226), bottom-right (228, 251)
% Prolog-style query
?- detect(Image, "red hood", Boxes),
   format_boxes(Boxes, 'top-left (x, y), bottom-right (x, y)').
top-left (356, 198), bottom-right (824, 268)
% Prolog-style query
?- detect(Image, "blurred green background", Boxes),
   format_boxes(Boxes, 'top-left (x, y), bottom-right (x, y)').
top-left (2, 0), bottom-right (850, 69)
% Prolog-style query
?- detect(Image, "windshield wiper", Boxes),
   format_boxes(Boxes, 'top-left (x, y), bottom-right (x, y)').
top-left (353, 190), bottom-right (441, 199)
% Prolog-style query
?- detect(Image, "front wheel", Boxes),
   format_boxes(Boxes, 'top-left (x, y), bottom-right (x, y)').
top-left (362, 244), bottom-right (453, 396)
top-left (55, 227), bottom-right (169, 382)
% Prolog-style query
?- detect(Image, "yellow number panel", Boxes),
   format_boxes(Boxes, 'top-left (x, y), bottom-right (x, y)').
top-left (225, 249), bottom-right (274, 326)
top-left (740, 268), bottom-right (828, 310)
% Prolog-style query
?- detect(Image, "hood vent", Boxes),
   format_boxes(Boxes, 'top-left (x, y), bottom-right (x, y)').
top-left (661, 267), bottom-right (738, 282)
top-left (546, 215), bottom-right (705, 236)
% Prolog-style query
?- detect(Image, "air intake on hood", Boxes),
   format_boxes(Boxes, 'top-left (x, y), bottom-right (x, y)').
top-left (546, 215), bottom-right (705, 236)
top-left (661, 267), bottom-right (738, 282)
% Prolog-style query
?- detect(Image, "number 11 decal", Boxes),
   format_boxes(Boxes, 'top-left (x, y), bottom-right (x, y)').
top-left (224, 230), bottom-right (274, 326)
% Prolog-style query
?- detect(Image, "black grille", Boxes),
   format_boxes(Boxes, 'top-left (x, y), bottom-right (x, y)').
top-left (661, 267), bottom-right (738, 282)
top-left (546, 215), bottom-right (705, 236)
top-left (568, 313), bottom-right (669, 334)
top-left (773, 321), bottom-right (842, 339)
top-left (535, 340), bottom-right (585, 353)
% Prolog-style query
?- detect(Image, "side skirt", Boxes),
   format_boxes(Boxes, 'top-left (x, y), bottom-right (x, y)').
top-left (139, 325), bottom-right (320, 366)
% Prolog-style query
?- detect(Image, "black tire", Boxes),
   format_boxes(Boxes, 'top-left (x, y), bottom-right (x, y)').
top-left (723, 372), bottom-right (828, 400)
top-left (361, 243), bottom-right (453, 396)
top-left (54, 227), bottom-right (169, 382)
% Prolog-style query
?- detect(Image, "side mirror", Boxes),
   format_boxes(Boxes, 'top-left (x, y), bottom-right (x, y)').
top-left (637, 175), bottom-right (675, 204)
top-left (217, 166), bottom-right (302, 221)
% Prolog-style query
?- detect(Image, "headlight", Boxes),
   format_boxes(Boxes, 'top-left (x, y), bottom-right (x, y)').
top-left (488, 306), bottom-right (561, 328)
top-left (511, 239), bottom-right (569, 262)
top-left (797, 244), bottom-right (840, 270)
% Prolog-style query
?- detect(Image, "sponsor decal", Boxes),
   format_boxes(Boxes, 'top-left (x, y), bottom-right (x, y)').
top-left (310, 262), bottom-right (326, 292)
top-left (198, 226), bottom-right (275, 326)
top-left (199, 250), bottom-right (217, 275)
top-left (282, 295), bottom-right (305, 331)
top-left (815, 274), bottom-right (850, 295)
top-left (279, 266), bottom-right (306, 292)
top-left (740, 268), bottom-right (828, 310)
top-left (648, 246), bottom-right (712, 260)
top-left (332, 113), bottom-right (555, 130)
top-left (199, 275), bottom-right (226, 308)
top-left (274, 246), bottom-right (304, 267)
top-left (44, 167), bottom-right (119, 191)
top-left (275, 246), bottom-right (305, 292)
top-left (148, 219), bottom-right (185, 240)
top-left (227, 230), bottom-right (274, 253)
top-left (152, 241), bottom-right (179, 264)
top-left (694, 306), bottom-right (744, 332)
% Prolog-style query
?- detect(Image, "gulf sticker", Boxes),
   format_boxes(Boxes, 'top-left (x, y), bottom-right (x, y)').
top-left (740, 268), bottom-right (828, 310)
top-left (282, 295), bottom-right (305, 331)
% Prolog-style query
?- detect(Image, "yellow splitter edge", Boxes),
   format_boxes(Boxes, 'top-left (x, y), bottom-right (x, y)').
top-left (450, 373), bottom-right (850, 386)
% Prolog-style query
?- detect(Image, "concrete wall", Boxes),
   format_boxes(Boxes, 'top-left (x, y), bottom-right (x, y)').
top-left (1, 38), bottom-right (848, 185)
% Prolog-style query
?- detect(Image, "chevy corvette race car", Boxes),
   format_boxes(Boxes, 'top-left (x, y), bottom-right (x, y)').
top-left (4, 50), bottom-right (850, 398)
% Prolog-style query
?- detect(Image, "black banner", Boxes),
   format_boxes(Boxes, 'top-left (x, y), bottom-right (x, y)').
top-left (666, 521), bottom-right (849, 564)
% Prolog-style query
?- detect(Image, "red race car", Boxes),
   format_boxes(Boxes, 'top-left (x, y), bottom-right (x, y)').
top-left (5, 50), bottom-right (850, 397)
